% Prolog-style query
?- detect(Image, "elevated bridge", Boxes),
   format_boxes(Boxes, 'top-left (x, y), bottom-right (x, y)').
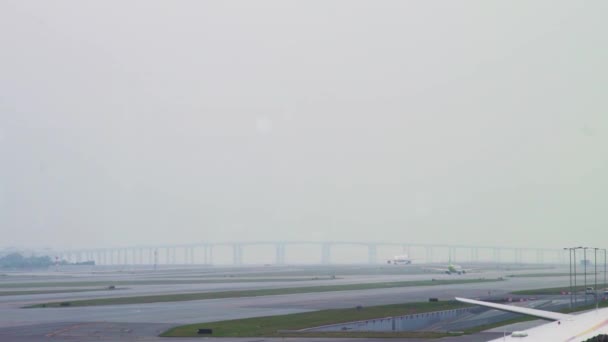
top-left (50, 241), bottom-right (567, 266)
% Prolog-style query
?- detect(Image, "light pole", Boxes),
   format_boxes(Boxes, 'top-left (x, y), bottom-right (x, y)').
top-left (584, 247), bottom-right (588, 305)
top-left (572, 248), bottom-right (578, 306)
top-left (564, 247), bottom-right (581, 307)
top-left (601, 248), bottom-right (607, 301)
top-left (572, 247), bottom-right (583, 306)
top-left (564, 247), bottom-right (573, 308)
top-left (593, 248), bottom-right (598, 309)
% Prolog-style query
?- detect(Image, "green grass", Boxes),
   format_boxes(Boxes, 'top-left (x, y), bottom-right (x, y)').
top-left (25, 278), bottom-right (500, 308)
top-left (0, 277), bottom-right (328, 289)
top-left (512, 283), bottom-right (608, 295)
top-left (0, 288), bottom-right (119, 296)
top-left (160, 301), bottom-right (470, 338)
top-left (463, 316), bottom-right (537, 334)
top-left (201, 267), bottom-right (437, 278)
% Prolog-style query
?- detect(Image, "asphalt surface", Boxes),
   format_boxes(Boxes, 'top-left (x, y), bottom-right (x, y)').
top-left (0, 264), bottom-right (572, 341)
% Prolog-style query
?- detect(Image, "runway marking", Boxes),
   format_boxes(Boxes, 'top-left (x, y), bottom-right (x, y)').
top-left (45, 322), bottom-right (94, 337)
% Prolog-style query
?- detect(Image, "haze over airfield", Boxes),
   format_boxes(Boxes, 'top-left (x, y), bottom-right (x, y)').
top-left (1, 1), bottom-right (607, 250)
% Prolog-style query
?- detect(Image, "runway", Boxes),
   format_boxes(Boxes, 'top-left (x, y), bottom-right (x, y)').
top-left (0, 265), bottom-right (572, 341)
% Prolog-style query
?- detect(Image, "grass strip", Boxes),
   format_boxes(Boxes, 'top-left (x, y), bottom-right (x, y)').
top-left (160, 301), bottom-right (470, 337)
top-left (196, 267), bottom-right (436, 278)
top-left (0, 288), bottom-right (119, 296)
top-left (0, 278), bottom-right (327, 289)
top-left (24, 278), bottom-right (500, 308)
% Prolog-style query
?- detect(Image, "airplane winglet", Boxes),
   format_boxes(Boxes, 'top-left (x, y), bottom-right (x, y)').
top-left (455, 297), bottom-right (572, 321)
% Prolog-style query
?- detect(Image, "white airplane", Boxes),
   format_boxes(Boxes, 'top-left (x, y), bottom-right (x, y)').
top-left (386, 254), bottom-right (413, 265)
top-left (456, 297), bottom-right (608, 341)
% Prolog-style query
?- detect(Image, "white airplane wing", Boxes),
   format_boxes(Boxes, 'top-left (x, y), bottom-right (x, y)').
top-left (457, 297), bottom-right (608, 341)
top-left (455, 297), bottom-right (572, 321)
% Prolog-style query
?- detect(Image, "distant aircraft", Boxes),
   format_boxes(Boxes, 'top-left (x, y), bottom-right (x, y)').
top-left (425, 260), bottom-right (471, 274)
top-left (386, 255), bottom-right (413, 265)
top-left (456, 297), bottom-right (608, 341)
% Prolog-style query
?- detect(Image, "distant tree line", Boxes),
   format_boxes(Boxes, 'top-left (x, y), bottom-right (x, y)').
top-left (0, 253), bottom-right (53, 269)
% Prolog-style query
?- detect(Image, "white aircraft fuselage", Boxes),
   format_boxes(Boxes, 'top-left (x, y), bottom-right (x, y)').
top-left (387, 255), bottom-right (412, 265)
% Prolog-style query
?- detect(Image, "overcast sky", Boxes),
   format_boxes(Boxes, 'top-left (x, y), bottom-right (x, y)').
top-left (1, 1), bottom-right (607, 250)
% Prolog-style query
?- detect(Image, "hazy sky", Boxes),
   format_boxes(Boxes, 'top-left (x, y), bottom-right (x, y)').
top-left (1, 1), bottom-right (607, 250)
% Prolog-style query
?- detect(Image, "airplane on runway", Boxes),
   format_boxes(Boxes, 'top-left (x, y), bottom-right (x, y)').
top-left (425, 260), bottom-right (472, 275)
top-left (456, 297), bottom-right (608, 341)
top-left (386, 254), bottom-right (413, 265)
